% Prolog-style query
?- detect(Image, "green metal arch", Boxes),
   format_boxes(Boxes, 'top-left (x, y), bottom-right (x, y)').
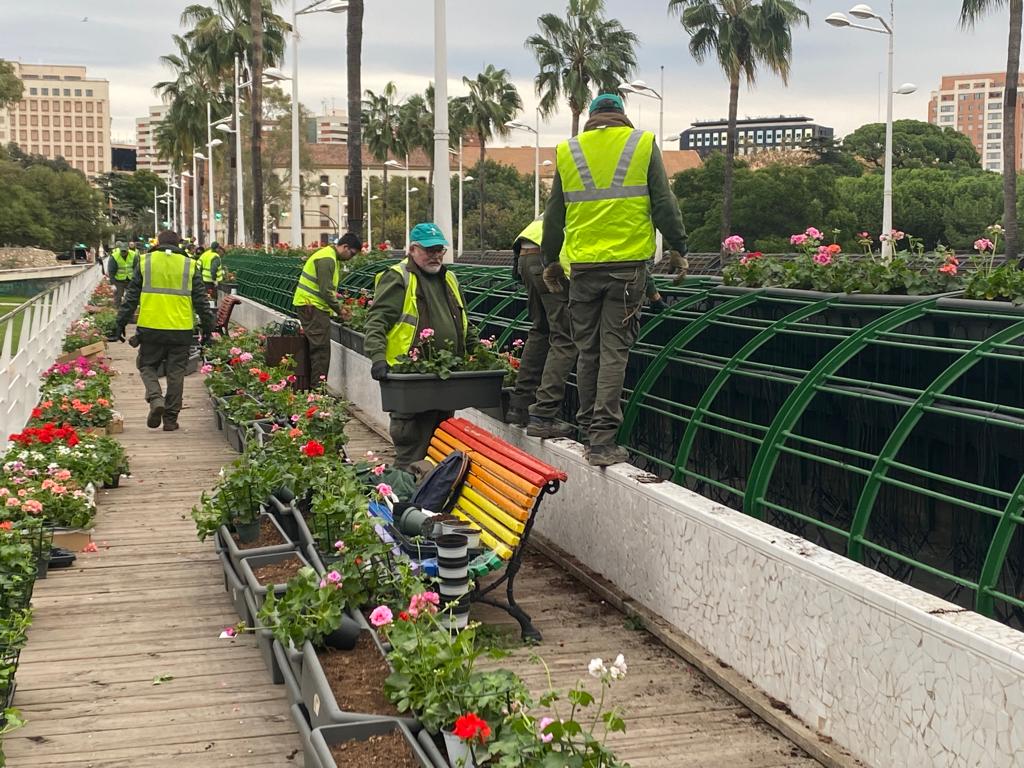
top-left (976, 471), bottom-right (1024, 616)
top-left (742, 297), bottom-right (939, 521)
top-left (465, 278), bottom-right (521, 312)
top-left (618, 290), bottom-right (766, 445)
top-left (848, 319), bottom-right (1024, 567)
top-left (634, 286), bottom-right (719, 344)
top-left (495, 307), bottom-right (532, 348)
top-left (671, 296), bottom-right (841, 485)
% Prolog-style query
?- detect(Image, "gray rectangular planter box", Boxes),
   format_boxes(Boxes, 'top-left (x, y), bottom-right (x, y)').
top-left (290, 702), bottom-right (320, 768)
top-left (238, 550), bottom-right (311, 617)
top-left (225, 419), bottom-right (245, 452)
top-left (218, 550), bottom-right (250, 626)
top-left (245, 589), bottom-right (283, 685)
top-left (379, 370), bottom-right (505, 413)
top-left (311, 720), bottom-right (432, 768)
top-left (220, 511), bottom-right (295, 574)
top-left (300, 633), bottom-right (415, 730)
top-left (274, 639), bottom-right (304, 706)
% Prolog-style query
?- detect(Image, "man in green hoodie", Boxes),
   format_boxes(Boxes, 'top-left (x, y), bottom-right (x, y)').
top-left (364, 223), bottom-right (471, 469)
top-left (542, 94), bottom-right (688, 467)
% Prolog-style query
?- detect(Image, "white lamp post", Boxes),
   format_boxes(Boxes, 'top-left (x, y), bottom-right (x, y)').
top-left (386, 156), bottom-right (415, 246)
top-left (621, 68), bottom-right (666, 258)
top-left (367, 190), bottom-right (380, 250)
top-left (152, 188), bottom-right (158, 234)
top-left (206, 136), bottom-right (223, 244)
top-left (289, 0), bottom-right (349, 249)
top-left (179, 170), bottom-right (192, 236)
top-left (827, 3), bottom-right (916, 261)
top-left (329, 182), bottom-right (343, 237)
top-left (433, 0), bottom-right (453, 260)
top-left (505, 110), bottom-right (542, 218)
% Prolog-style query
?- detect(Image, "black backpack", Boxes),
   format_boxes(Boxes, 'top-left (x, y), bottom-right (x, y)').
top-left (409, 450), bottom-right (470, 515)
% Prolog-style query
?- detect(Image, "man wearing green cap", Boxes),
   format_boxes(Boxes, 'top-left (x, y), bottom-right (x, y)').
top-left (107, 240), bottom-right (138, 309)
top-left (542, 93), bottom-right (688, 467)
top-left (365, 223), bottom-right (471, 470)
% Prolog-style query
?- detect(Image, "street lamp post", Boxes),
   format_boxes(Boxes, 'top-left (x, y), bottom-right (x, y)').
top-left (179, 170), bottom-right (192, 236)
top-left (505, 111), bottom-right (542, 218)
top-left (330, 182), bottom-right (343, 237)
top-left (621, 68), bottom-right (666, 258)
top-left (152, 187), bottom-right (158, 234)
top-left (192, 152), bottom-right (205, 242)
top-left (433, 0), bottom-right (453, 260)
top-left (367, 185), bottom-right (380, 250)
top-left (385, 156), bottom-right (415, 245)
top-left (827, 3), bottom-right (916, 261)
top-left (289, 0), bottom-right (349, 249)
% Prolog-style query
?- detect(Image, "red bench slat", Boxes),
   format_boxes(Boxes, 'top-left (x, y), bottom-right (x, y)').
top-left (442, 418), bottom-right (568, 484)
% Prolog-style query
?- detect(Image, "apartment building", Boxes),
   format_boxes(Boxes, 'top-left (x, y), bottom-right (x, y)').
top-left (677, 115), bottom-right (833, 159)
top-left (315, 108), bottom-right (348, 144)
top-left (0, 62), bottom-right (110, 177)
top-left (135, 104), bottom-right (170, 176)
top-left (927, 71), bottom-right (1024, 173)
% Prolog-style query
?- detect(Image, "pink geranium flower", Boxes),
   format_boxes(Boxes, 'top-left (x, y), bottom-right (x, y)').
top-left (369, 605), bottom-right (393, 627)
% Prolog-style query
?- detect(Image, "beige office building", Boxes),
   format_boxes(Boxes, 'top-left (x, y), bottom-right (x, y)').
top-left (135, 104), bottom-right (171, 176)
top-left (0, 62), bottom-right (111, 177)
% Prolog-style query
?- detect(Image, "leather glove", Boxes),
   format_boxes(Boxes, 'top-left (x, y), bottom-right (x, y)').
top-left (370, 361), bottom-right (389, 381)
top-left (649, 297), bottom-right (668, 313)
top-left (542, 262), bottom-right (568, 294)
top-left (107, 328), bottom-right (126, 343)
top-left (669, 250), bottom-right (690, 285)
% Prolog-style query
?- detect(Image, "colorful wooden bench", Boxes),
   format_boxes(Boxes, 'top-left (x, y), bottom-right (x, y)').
top-left (425, 417), bottom-right (567, 640)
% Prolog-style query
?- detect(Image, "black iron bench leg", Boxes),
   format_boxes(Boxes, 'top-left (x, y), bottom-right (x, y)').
top-left (474, 557), bottom-right (542, 642)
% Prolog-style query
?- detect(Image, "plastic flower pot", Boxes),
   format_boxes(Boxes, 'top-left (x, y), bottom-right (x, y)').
top-left (438, 576), bottom-right (470, 598)
top-left (300, 634), bottom-right (415, 729)
top-left (449, 526), bottom-right (480, 549)
top-left (289, 702), bottom-right (320, 768)
top-left (323, 612), bottom-right (363, 651)
top-left (220, 510), bottom-right (295, 574)
top-left (35, 552), bottom-right (50, 581)
top-left (378, 370), bottom-right (505, 413)
top-left (233, 518), bottom-right (261, 544)
top-left (435, 533), bottom-right (468, 560)
top-left (102, 473), bottom-right (121, 489)
top-left (440, 520), bottom-right (468, 537)
top-left (440, 595), bottom-right (471, 633)
top-left (437, 560), bottom-right (470, 580)
top-left (479, 386), bottom-right (513, 422)
top-left (442, 728), bottom-right (477, 768)
top-left (311, 720), bottom-right (432, 768)
top-left (245, 589), bottom-right (283, 685)
top-left (396, 506), bottom-right (436, 538)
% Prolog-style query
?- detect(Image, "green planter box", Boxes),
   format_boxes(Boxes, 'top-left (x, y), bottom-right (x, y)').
top-left (379, 370), bottom-right (505, 413)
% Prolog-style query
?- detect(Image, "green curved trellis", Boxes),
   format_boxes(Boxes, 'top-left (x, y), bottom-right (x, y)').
top-left (229, 254), bottom-right (1024, 623)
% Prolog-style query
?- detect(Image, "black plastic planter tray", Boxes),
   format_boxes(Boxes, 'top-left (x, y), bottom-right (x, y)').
top-left (300, 632), bottom-right (414, 729)
top-left (219, 511), bottom-right (296, 574)
top-left (244, 589), bottom-right (283, 685)
top-left (311, 720), bottom-right (432, 768)
top-left (48, 547), bottom-right (76, 568)
top-left (378, 370), bottom-right (504, 413)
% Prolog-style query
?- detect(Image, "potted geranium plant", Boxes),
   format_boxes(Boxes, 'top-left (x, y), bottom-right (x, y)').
top-left (380, 329), bottom-right (506, 413)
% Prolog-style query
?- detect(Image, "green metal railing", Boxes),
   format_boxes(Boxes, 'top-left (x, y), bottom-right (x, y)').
top-left (230, 253), bottom-right (1024, 628)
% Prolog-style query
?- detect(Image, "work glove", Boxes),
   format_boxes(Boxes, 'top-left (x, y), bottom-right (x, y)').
top-left (669, 250), bottom-right (689, 285)
top-left (649, 297), bottom-right (669, 313)
top-left (370, 361), bottom-right (389, 381)
top-left (542, 262), bottom-right (568, 294)
top-left (107, 327), bottom-right (126, 343)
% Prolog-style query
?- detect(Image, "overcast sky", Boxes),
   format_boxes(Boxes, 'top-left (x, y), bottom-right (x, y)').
top-left (0, 0), bottom-right (1014, 147)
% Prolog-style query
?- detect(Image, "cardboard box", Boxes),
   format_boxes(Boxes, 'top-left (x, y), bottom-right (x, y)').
top-left (52, 528), bottom-right (93, 552)
top-left (106, 416), bottom-right (124, 435)
top-left (57, 340), bottom-right (107, 364)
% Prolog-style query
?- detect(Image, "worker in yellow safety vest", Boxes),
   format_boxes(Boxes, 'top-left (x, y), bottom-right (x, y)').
top-left (541, 93), bottom-right (688, 467)
top-left (111, 230), bottom-right (214, 432)
top-left (291, 233), bottom-right (361, 387)
top-left (107, 241), bottom-right (138, 308)
top-left (363, 222), bottom-right (471, 471)
top-left (198, 242), bottom-right (226, 297)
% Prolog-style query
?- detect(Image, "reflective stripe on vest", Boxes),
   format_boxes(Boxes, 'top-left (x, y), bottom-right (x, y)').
top-left (375, 259), bottom-right (467, 365)
top-left (292, 246), bottom-right (339, 313)
top-left (137, 250), bottom-right (196, 331)
top-left (112, 248), bottom-right (136, 281)
top-left (556, 127), bottom-right (656, 265)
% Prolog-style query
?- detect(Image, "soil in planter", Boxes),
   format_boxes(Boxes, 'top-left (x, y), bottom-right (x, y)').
top-left (232, 517), bottom-right (286, 550)
top-left (328, 730), bottom-right (420, 767)
top-left (320, 633), bottom-right (400, 717)
top-left (250, 555), bottom-right (305, 586)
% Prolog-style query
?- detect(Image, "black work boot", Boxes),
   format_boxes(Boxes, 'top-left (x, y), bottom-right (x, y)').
top-left (147, 398), bottom-right (165, 429)
top-left (504, 407), bottom-right (529, 427)
top-left (526, 416), bottom-right (575, 439)
top-left (162, 417), bottom-right (179, 432)
top-left (587, 445), bottom-right (630, 468)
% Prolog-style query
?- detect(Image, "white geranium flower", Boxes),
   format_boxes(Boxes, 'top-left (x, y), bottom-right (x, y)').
top-left (609, 654), bottom-right (627, 680)
top-left (588, 658), bottom-right (607, 679)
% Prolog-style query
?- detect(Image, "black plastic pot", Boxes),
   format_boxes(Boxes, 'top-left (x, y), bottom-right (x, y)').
top-left (220, 511), bottom-right (295, 574)
top-left (48, 546), bottom-right (75, 569)
top-left (322, 612), bottom-right (362, 651)
top-left (436, 533), bottom-right (469, 560)
top-left (379, 370), bottom-right (505, 413)
top-left (102, 473), bottom-right (121, 489)
top-left (233, 518), bottom-right (260, 544)
top-left (35, 554), bottom-right (50, 580)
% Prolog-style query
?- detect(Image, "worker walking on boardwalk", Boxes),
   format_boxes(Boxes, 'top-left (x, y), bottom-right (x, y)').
top-left (292, 233), bottom-right (360, 387)
top-left (111, 230), bottom-right (214, 432)
top-left (107, 241), bottom-right (138, 309)
top-left (542, 93), bottom-right (688, 466)
top-left (198, 242), bottom-right (226, 297)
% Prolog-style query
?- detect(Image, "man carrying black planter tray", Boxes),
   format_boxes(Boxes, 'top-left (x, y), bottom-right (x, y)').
top-left (365, 223), bottom-right (472, 472)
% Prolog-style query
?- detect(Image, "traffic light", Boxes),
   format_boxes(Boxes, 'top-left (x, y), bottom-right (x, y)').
top-left (215, 212), bottom-right (223, 222)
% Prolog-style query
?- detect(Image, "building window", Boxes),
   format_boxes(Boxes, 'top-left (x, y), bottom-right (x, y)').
top-left (30, 130), bottom-right (38, 140)
top-left (712, 134), bottom-right (719, 145)
top-left (87, 160), bottom-right (95, 172)
top-left (87, 145), bottom-right (94, 156)
top-left (18, 115), bottom-right (26, 126)
top-left (64, 130), bottom-right (71, 141)
top-left (319, 205), bottom-right (331, 227)
top-left (29, 87), bottom-right (37, 95)
top-left (74, 102), bottom-right (82, 113)
top-left (97, 160), bottom-right (104, 172)
top-left (988, 141), bottom-right (1001, 149)
top-left (940, 105), bottom-right (954, 112)
top-left (41, 88), bottom-right (48, 95)
top-left (40, 115), bottom-right (48, 127)
top-left (29, 115), bottom-right (37, 126)
top-left (64, 116), bottom-right (71, 127)
top-left (63, 102), bottom-right (71, 112)
top-left (988, 132), bottom-right (1002, 139)
top-left (85, 89), bottom-right (93, 97)
top-left (42, 130), bottom-right (49, 140)
top-left (74, 89), bottom-right (81, 97)
top-left (987, 161), bottom-right (1001, 170)
top-left (959, 94), bottom-right (969, 100)
top-left (52, 100), bottom-right (59, 110)
top-left (86, 131), bottom-right (93, 142)
top-left (40, 102), bottom-right (47, 112)
top-left (63, 88), bottom-right (70, 96)
top-left (75, 116), bottom-right (82, 127)
top-left (75, 146), bottom-right (83, 157)
top-left (988, 151), bottom-right (1001, 159)
top-left (85, 102), bottom-right (94, 113)
top-left (941, 116), bottom-right (953, 123)
top-left (756, 130), bottom-right (764, 142)
top-left (96, 102), bottom-right (103, 113)
top-left (85, 116), bottom-right (93, 128)
top-left (41, 146), bottom-right (49, 155)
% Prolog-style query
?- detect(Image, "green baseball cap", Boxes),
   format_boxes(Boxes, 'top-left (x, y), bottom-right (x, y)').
top-left (589, 93), bottom-right (624, 115)
top-left (409, 222), bottom-right (449, 248)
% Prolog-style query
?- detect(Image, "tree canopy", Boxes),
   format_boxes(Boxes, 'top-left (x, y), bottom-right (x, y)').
top-left (0, 60), bottom-right (23, 109)
top-left (841, 119), bottom-right (981, 171)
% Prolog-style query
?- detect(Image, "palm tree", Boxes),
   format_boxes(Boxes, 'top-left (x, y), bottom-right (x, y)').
top-left (669, 0), bottom-right (807, 250)
top-left (399, 91), bottom-right (435, 205)
top-left (462, 65), bottom-right (523, 250)
top-left (363, 82), bottom-right (406, 243)
top-left (347, 0), bottom-right (365, 236)
top-left (961, 0), bottom-right (1022, 263)
top-left (526, 0), bottom-right (639, 137)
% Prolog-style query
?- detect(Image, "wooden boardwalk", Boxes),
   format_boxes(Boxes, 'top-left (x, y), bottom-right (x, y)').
top-left (5, 343), bottom-right (820, 768)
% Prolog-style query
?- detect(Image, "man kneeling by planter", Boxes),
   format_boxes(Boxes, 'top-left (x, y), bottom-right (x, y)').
top-left (365, 223), bottom-right (471, 472)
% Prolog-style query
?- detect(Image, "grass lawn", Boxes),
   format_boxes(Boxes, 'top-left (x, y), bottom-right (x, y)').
top-left (0, 296), bottom-right (32, 355)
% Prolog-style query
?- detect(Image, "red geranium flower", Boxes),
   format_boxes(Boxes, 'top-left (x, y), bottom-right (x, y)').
top-left (398, 610), bottom-right (410, 621)
top-left (452, 713), bottom-right (491, 743)
top-left (258, 372), bottom-right (271, 383)
top-left (300, 440), bottom-right (325, 457)
top-left (304, 406), bottom-right (317, 418)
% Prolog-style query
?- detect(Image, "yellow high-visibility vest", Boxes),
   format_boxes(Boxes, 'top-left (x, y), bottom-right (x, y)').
top-left (555, 126), bottom-right (656, 269)
top-left (292, 246), bottom-right (339, 313)
top-left (137, 249), bottom-right (197, 331)
top-left (374, 259), bottom-right (467, 365)
top-left (198, 249), bottom-right (225, 283)
top-left (111, 248), bottom-right (137, 281)
top-left (515, 219), bottom-right (571, 277)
